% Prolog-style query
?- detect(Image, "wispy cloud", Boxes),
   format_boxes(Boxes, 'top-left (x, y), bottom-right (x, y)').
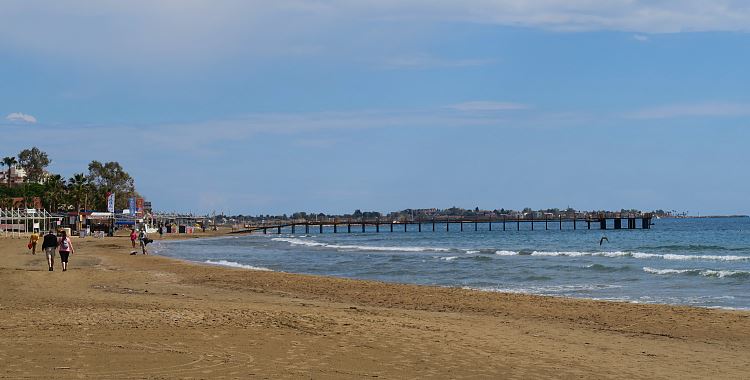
top-left (381, 55), bottom-right (495, 69)
top-left (628, 102), bottom-right (750, 119)
top-left (3, 1), bottom-right (747, 72)
top-left (448, 101), bottom-right (531, 112)
top-left (5, 112), bottom-right (37, 123)
top-left (633, 34), bottom-right (650, 42)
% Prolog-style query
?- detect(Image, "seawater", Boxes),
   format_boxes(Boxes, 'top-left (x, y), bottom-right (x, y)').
top-left (156, 217), bottom-right (750, 310)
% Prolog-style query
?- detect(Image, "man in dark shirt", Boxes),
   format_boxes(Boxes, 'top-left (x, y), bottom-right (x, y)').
top-left (41, 229), bottom-right (58, 271)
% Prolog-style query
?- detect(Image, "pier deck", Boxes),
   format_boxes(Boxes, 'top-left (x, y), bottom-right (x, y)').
top-left (233, 214), bottom-right (653, 234)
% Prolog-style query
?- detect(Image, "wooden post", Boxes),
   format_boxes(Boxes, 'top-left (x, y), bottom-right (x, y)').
top-left (319, 224), bottom-right (323, 233)
top-left (432, 221), bottom-right (435, 232)
top-left (334, 224), bottom-right (337, 233)
top-left (517, 218), bottom-right (520, 231)
top-left (503, 216), bottom-right (506, 231)
top-left (531, 219), bottom-right (534, 231)
top-left (587, 220), bottom-right (591, 230)
top-left (545, 216), bottom-right (548, 230)
top-left (559, 216), bottom-right (562, 230)
top-left (292, 224), bottom-right (295, 234)
top-left (348, 224), bottom-right (351, 233)
top-left (446, 222), bottom-right (450, 232)
top-left (305, 224), bottom-right (309, 234)
top-left (573, 216), bottom-right (576, 230)
top-left (376, 223), bottom-right (379, 233)
top-left (390, 223), bottom-right (394, 232)
top-left (404, 223), bottom-right (407, 232)
top-left (614, 218), bottom-right (622, 229)
top-left (599, 218), bottom-right (606, 230)
top-left (277, 226), bottom-right (281, 234)
top-left (418, 223), bottom-right (421, 232)
top-left (263, 228), bottom-right (267, 234)
top-left (489, 221), bottom-right (492, 231)
top-left (460, 222), bottom-right (463, 232)
top-left (474, 221), bottom-right (478, 231)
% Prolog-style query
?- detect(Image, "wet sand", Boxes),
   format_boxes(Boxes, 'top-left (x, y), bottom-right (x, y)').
top-left (1, 232), bottom-right (749, 379)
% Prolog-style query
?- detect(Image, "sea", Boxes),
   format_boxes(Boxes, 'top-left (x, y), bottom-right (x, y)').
top-left (155, 217), bottom-right (750, 310)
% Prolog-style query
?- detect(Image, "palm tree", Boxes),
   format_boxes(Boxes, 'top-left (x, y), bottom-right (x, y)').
top-left (43, 174), bottom-right (66, 211)
top-left (68, 173), bottom-right (89, 231)
top-left (2, 156), bottom-right (18, 187)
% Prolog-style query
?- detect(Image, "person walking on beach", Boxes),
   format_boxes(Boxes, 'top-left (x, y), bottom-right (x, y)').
top-left (42, 229), bottom-right (58, 271)
top-left (28, 229), bottom-right (40, 255)
top-left (130, 228), bottom-right (137, 249)
top-left (57, 230), bottom-right (74, 272)
top-left (138, 229), bottom-right (149, 255)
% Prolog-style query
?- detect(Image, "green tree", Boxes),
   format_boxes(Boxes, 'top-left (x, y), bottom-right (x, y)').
top-left (68, 173), bottom-right (90, 230)
top-left (43, 174), bottom-right (67, 211)
top-left (2, 156), bottom-right (18, 187)
top-left (87, 161), bottom-right (136, 210)
top-left (17, 147), bottom-right (51, 183)
top-left (68, 173), bottom-right (89, 212)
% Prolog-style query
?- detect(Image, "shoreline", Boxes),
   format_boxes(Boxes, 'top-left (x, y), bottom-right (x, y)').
top-left (2, 232), bottom-right (749, 378)
top-left (166, 245), bottom-right (750, 312)
top-left (157, 231), bottom-right (750, 312)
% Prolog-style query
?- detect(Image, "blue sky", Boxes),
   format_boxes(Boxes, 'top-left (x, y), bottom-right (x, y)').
top-left (2, 1), bottom-right (749, 215)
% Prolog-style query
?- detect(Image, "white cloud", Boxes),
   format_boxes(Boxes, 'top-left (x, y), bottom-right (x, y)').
top-left (1, 1), bottom-right (749, 71)
top-left (5, 112), bottom-right (37, 123)
top-left (449, 101), bottom-right (530, 112)
top-left (633, 34), bottom-right (650, 42)
top-left (381, 55), bottom-right (495, 69)
top-left (628, 102), bottom-right (750, 119)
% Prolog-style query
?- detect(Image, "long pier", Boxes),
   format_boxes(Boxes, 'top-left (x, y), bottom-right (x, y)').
top-left (234, 214), bottom-right (653, 235)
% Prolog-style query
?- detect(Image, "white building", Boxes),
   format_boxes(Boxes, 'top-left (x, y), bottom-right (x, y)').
top-left (0, 166), bottom-right (27, 186)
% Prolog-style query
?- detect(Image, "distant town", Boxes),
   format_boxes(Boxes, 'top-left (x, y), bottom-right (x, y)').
top-left (1, 147), bottom-right (745, 236)
top-left (210, 207), bottom-right (747, 227)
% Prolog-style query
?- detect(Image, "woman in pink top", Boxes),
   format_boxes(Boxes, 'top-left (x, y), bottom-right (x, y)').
top-left (57, 230), bottom-right (75, 272)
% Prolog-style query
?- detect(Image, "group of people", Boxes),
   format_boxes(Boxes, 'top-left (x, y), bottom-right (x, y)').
top-left (129, 228), bottom-right (153, 255)
top-left (28, 229), bottom-right (75, 272)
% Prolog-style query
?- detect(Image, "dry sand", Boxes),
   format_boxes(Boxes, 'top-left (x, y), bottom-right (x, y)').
top-left (1, 231), bottom-right (749, 379)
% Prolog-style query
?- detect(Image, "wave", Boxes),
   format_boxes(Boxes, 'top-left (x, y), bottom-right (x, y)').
top-left (204, 260), bottom-right (272, 271)
top-left (585, 264), bottom-right (632, 272)
top-left (493, 250), bottom-right (749, 262)
top-left (271, 237), bottom-right (452, 253)
top-left (638, 244), bottom-right (748, 252)
top-left (643, 267), bottom-right (750, 279)
top-left (271, 237), bottom-right (750, 262)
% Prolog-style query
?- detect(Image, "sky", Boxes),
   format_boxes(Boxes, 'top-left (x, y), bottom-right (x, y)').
top-left (1, 1), bottom-right (749, 216)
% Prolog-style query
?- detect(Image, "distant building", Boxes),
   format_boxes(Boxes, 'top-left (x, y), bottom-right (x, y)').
top-left (0, 166), bottom-right (27, 186)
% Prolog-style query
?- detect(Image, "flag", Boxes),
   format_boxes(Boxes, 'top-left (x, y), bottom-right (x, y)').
top-left (107, 192), bottom-right (115, 213)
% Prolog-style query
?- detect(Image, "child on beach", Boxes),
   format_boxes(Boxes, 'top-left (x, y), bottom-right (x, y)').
top-left (130, 228), bottom-right (137, 248)
top-left (28, 229), bottom-right (39, 255)
top-left (42, 229), bottom-right (58, 271)
top-left (57, 230), bottom-right (74, 272)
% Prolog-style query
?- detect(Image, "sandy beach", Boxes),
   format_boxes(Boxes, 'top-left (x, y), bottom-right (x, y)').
top-left (1, 232), bottom-right (748, 379)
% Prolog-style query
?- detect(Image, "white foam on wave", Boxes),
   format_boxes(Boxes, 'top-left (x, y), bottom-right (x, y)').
top-left (465, 283), bottom-right (621, 295)
top-left (271, 237), bottom-right (451, 253)
top-left (496, 250), bottom-right (747, 262)
top-left (662, 254), bottom-right (748, 261)
top-left (643, 267), bottom-right (750, 278)
top-left (204, 260), bottom-right (272, 271)
top-left (272, 238), bottom-right (749, 262)
top-left (440, 256), bottom-right (459, 261)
